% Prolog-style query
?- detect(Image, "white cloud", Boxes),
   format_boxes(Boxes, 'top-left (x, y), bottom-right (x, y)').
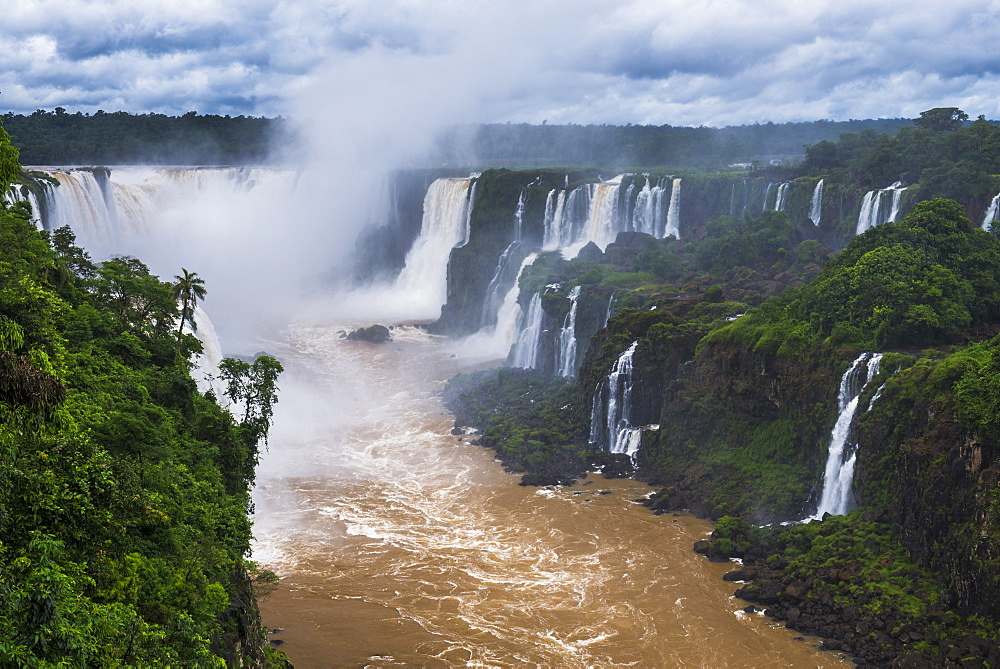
top-left (0, 0), bottom-right (998, 125)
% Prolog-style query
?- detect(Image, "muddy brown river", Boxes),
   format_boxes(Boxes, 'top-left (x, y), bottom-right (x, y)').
top-left (253, 323), bottom-right (847, 667)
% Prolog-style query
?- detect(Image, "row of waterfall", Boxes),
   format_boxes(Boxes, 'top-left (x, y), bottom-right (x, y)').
top-left (727, 178), bottom-right (824, 225)
top-left (542, 175), bottom-right (682, 256)
top-left (856, 181), bottom-right (907, 235)
top-left (811, 352), bottom-right (884, 518)
top-left (2, 182), bottom-right (43, 228)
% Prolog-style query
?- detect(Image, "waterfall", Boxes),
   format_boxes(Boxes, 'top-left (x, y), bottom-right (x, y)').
top-left (392, 178), bottom-right (473, 316)
top-left (633, 177), bottom-right (668, 237)
top-left (578, 176), bottom-right (623, 252)
top-left (763, 183), bottom-right (774, 210)
top-left (809, 179), bottom-right (824, 226)
top-left (664, 178), bottom-right (681, 239)
top-left (813, 352), bottom-right (883, 518)
top-left (542, 189), bottom-right (568, 250)
top-left (191, 304), bottom-right (225, 396)
top-left (590, 341), bottom-right (642, 458)
top-left (556, 286), bottom-right (582, 378)
top-left (774, 182), bottom-right (790, 211)
top-left (509, 292), bottom-right (544, 369)
top-left (604, 292), bottom-right (617, 328)
top-left (481, 241), bottom-right (523, 327)
top-left (459, 180), bottom-right (477, 248)
top-left (3, 183), bottom-right (43, 229)
top-left (513, 187), bottom-right (527, 242)
top-left (856, 182), bottom-right (906, 235)
top-left (983, 193), bottom-right (1000, 231)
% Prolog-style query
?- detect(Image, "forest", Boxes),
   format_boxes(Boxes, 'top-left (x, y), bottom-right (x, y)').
top-left (0, 121), bottom-right (288, 665)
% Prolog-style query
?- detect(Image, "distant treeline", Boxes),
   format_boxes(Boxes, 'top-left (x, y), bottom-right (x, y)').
top-left (433, 118), bottom-right (915, 169)
top-left (0, 108), bottom-right (933, 169)
top-left (2, 108), bottom-right (285, 165)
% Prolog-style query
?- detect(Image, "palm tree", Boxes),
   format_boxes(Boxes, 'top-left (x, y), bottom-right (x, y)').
top-left (171, 268), bottom-right (207, 341)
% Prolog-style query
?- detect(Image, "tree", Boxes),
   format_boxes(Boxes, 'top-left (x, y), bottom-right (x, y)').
top-left (913, 107), bottom-right (969, 132)
top-left (218, 355), bottom-right (283, 448)
top-left (170, 268), bottom-right (206, 341)
top-left (0, 118), bottom-right (19, 191)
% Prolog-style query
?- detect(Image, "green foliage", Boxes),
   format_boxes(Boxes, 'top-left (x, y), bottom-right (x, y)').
top-left (796, 198), bottom-right (1000, 348)
top-left (0, 117), bottom-right (20, 191)
top-left (0, 206), bottom-right (282, 664)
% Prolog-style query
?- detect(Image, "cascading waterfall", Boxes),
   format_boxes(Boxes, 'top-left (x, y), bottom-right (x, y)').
top-left (481, 241), bottom-right (524, 327)
top-left (509, 292), bottom-right (545, 369)
top-left (812, 352), bottom-right (884, 518)
top-left (556, 286), bottom-right (582, 378)
top-left (773, 182), bottom-right (790, 211)
top-left (3, 183), bottom-right (43, 229)
top-left (542, 188), bottom-right (568, 250)
top-left (191, 304), bottom-right (225, 396)
top-left (809, 179), bottom-right (824, 226)
top-left (590, 341), bottom-right (643, 458)
top-left (982, 192), bottom-right (1000, 230)
top-left (856, 182), bottom-right (907, 235)
top-left (664, 178), bottom-right (681, 239)
top-left (577, 176), bottom-right (624, 253)
top-left (633, 176), bottom-right (668, 236)
top-left (392, 178), bottom-right (473, 314)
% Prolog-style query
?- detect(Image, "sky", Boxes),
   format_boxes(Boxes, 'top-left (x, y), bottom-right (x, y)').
top-left (2, 0), bottom-right (1000, 128)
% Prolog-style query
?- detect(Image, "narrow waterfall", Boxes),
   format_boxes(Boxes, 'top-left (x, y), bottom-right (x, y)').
top-left (763, 183), bottom-right (774, 210)
top-left (774, 182), bottom-right (790, 211)
top-left (458, 180), bottom-right (477, 248)
top-left (481, 241), bottom-right (523, 327)
top-left (513, 186), bottom-right (527, 242)
top-left (542, 188), bottom-right (568, 250)
top-left (590, 341), bottom-right (642, 458)
top-left (983, 193), bottom-right (1000, 230)
top-left (3, 183), bottom-right (43, 229)
top-left (813, 352), bottom-right (884, 518)
top-left (664, 178), bottom-right (681, 239)
top-left (856, 182), bottom-right (906, 235)
top-left (491, 253), bottom-right (539, 354)
top-left (191, 304), bottom-right (225, 396)
top-left (809, 179), bottom-right (824, 226)
top-left (604, 291), bottom-right (617, 328)
top-left (556, 286), bottom-right (582, 377)
top-left (392, 178), bottom-right (472, 315)
top-left (509, 292), bottom-right (544, 369)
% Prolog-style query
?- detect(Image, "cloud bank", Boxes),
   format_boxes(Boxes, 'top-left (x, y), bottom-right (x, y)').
top-left (2, 0), bottom-right (999, 126)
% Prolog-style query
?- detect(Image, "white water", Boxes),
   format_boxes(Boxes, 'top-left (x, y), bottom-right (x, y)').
top-left (774, 182), bottom-right (790, 211)
top-left (812, 352), bottom-right (883, 518)
top-left (856, 182), bottom-right (906, 235)
top-left (809, 179), bottom-right (824, 226)
top-left (191, 304), bottom-right (225, 396)
top-left (541, 188), bottom-right (568, 250)
top-left (589, 341), bottom-right (643, 459)
top-left (982, 193), bottom-right (1000, 230)
top-left (481, 241), bottom-right (523, 326)
top-left (664, 178), bottom-right (681, 239)
top-left (509, 292), bottom-right (545, 369)
top-left (634, 176), bottom-right (668, 237)
top-left (456, 252), bottom-right (539, 363)
top-left (556, 286), bottom-right (582, 378)
top-left (391, 178), bottom-right (472, 318)
top-left (3, 183), bottom-right (43, 228)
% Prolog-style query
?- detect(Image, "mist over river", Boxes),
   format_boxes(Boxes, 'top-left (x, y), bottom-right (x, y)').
top-left (252, 322), bottom-right (846, 667)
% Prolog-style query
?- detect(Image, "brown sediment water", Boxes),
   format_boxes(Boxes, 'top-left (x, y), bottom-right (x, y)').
top-left (253, 323), bottom-right (848, 668)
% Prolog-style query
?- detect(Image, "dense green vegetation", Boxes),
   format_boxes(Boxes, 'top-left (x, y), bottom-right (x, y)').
top-left (0, 119), bottom-right (286, 665)
top-left (3, 109), bottom-right (283, 165)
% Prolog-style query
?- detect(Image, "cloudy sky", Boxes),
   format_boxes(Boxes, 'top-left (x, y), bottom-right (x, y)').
top-left (2, 0), bottom-right (999, 127)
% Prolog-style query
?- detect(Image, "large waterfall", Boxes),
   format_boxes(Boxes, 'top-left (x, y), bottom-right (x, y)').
top-left (556, 286), bottom-right (582, 378)
top-left (812, 352), bottom-right (883, 518)
top-left (664, 178), bottom-right (682, 239)
top-left (809, 179), bottom-right (824, 226)
top-left (590, 341), bottom-right (643, 458)
top-left (392, 177), bottom-right (473, 317)
top-left (856, 182), bottom-right (907, 235)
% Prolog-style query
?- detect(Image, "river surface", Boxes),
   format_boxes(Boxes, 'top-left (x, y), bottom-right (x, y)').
top-left (253, 323), bottom-right (847, 668)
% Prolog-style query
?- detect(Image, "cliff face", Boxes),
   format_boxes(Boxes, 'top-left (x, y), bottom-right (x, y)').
top-left (856, 353), bottom-right (1000, 617)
